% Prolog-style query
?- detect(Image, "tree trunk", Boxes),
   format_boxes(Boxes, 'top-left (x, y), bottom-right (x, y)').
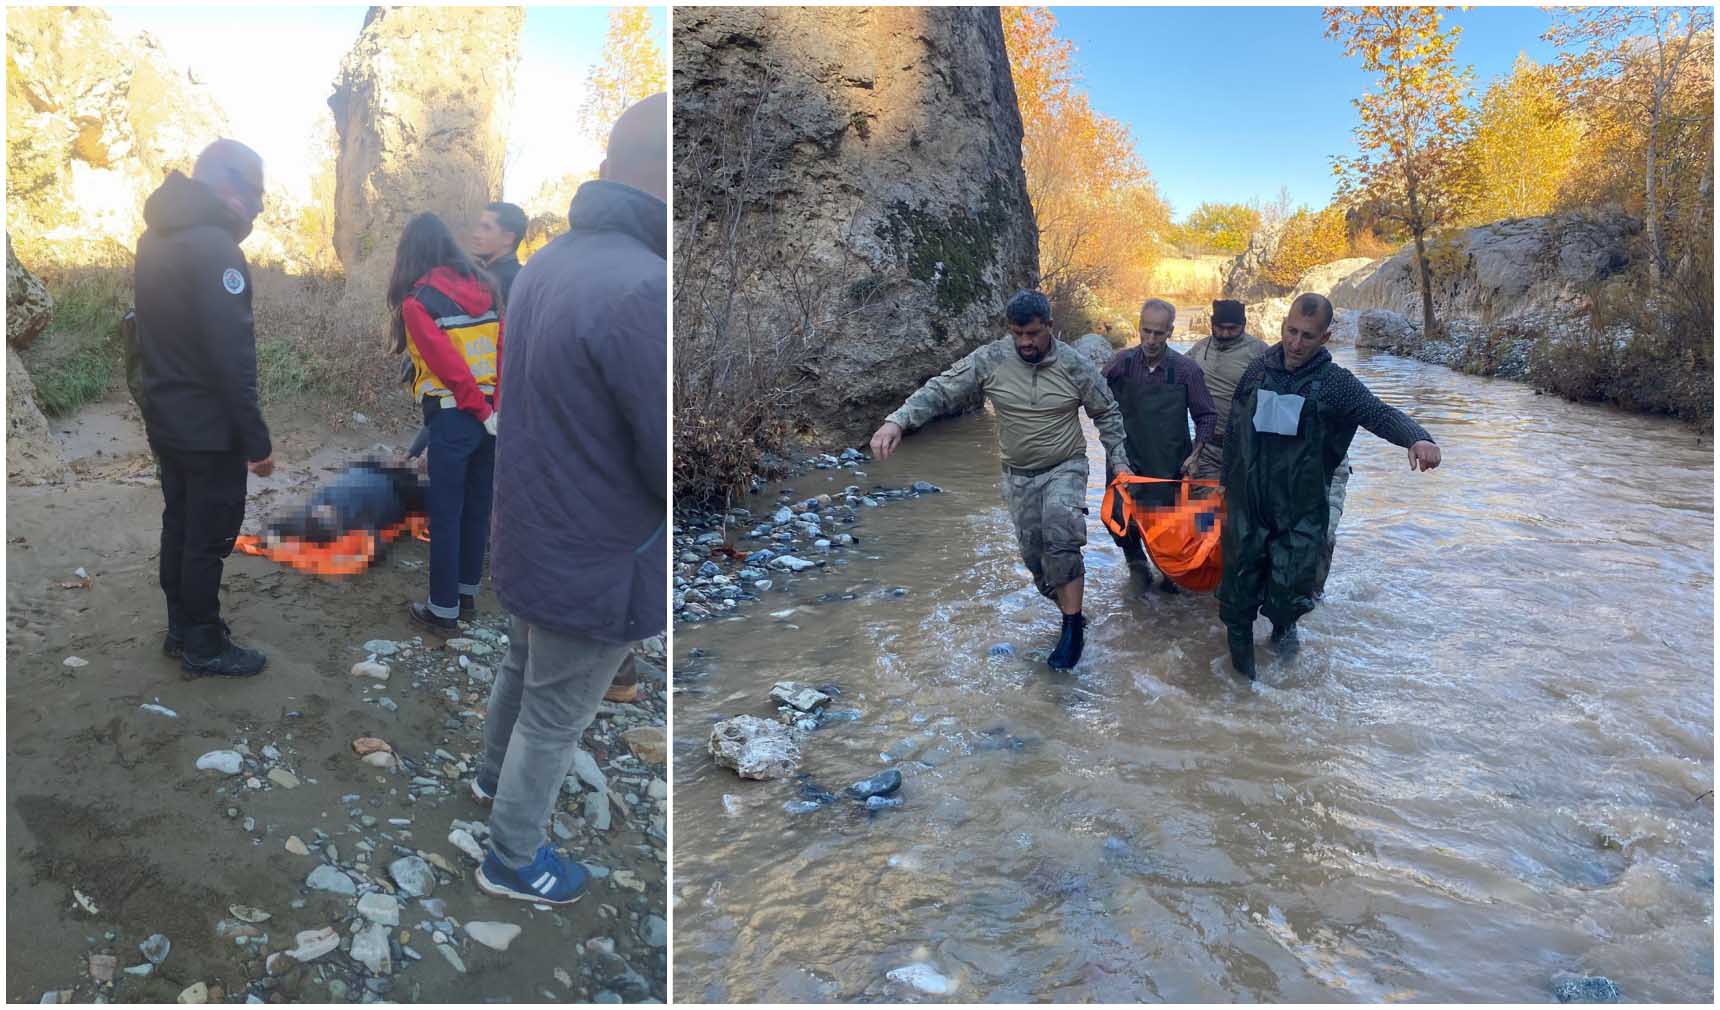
top-left (1644, 110), bottom-right (1665, 294)
top-left (1406, 181), bottom-right (1437, 338)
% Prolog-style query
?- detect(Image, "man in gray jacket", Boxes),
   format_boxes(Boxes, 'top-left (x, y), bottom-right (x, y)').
top-left (469, 93), bottom-right (668, 904)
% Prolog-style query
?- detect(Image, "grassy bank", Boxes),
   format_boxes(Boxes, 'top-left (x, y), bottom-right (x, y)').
top-left (23, 263), bottom-right (410, 424)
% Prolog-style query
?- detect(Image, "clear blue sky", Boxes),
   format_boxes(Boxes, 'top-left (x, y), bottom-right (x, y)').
top-left (103, 4), bottom-right (668, 206)
top-left (1049, 5), bottom-right (1564, 218)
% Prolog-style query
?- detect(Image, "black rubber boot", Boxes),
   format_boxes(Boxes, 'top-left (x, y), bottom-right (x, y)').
top-left (181, 623), bottom-right (266, 677)
top-left (459, 594), bottom-right (477, 620)
top-left (1047, 613), bottom-right (1086, 670)
top-left (1271, 620), bottom-right (1301, 658)
top-left (1226, 624), bottom-right (1256, 680)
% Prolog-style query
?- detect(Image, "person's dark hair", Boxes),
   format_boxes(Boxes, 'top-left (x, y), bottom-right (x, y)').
top-left (386, 212), bottom-right (499, 355)
top-left (1291, 292), bottom-right (1334, 330)
top-left (1005, 290), bottom-right (1053, 327)
top-left (486, 201), bottom-right (527, 252)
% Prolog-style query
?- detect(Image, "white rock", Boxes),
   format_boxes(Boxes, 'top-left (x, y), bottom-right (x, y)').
top-left (464, 921), bottom-right (521, 952)
top-left (447, 828), bottom-right (484, 863)
top-left (362, 751), bottom-right (397, 769)
top-left (362, 639), bottom-right (399, 656)
top-left (350, 660), bottom-right (390, 681)
top-left (435, 944), bottom-right (465, 973)
top-left (769, 681), bottom-right (831, 712)
top-left (356, 892), bottom-right (399, 926)
top-left (195, 750), bottom-right (243, 775)
top-left (63, 656), bottom-right (88, 668)
top-left (888, 963), bottom-right (956, 995)
top-left (176, 981), bottom-right (208, 1003)
top-left (351, 922), bottom-right (391, 975)
top-left (708, 715), bottom-right (801, 780)
top-left (139, 703), bottom-right (177, 718)
top-left (570, 748), bottom-right (607, 792)
top-left (288, 926), bottom-right (340, 962)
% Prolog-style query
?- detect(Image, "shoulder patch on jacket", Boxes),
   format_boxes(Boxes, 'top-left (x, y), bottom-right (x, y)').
top-left (222, 268), bottom-right (245, 295)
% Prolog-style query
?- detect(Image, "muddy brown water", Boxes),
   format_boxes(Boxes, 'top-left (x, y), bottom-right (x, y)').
top-left (7, 401), bottom-right (666, 1002)
top-left (671, 345), bottom-right (1714, 1003)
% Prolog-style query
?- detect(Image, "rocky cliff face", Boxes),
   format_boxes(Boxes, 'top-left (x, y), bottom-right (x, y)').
top-left (6, 6), bottom-right (228, 265)
top-left (1221, 218), bottom-right (1289, 303)
top-left (328, 5), bottom-right (523, 320)
top-left (673, 5), bottom-right (1039, 441)
top-left (7, 238), bottom-right (69, 483)
top-left (1331, 212), bottom-right (1639, 322)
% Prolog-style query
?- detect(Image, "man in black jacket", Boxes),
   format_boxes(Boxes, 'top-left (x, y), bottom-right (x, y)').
top-left (471, 200), bottom-right (527, 301)
top-left (133, 139), bottom-right (274, 677)
top-left (467, 94), bottom-right (667, 905)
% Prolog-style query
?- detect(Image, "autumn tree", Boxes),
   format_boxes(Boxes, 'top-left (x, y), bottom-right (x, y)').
top-left (1457, 53), bottom-right (1583, 224)
top-left (578, 7), bottom-right (668, 148)
top-left (1264, 206), bottom-right (1350, 287)
top-left (1325, 5), bottom-right (1474, 337)
top-left (1178, 201), bottom-right (1260, 255)
top-left (1002, 6), bottom-right (1171, 328)
top-left (1545, 6), bottom-right (1714, 292)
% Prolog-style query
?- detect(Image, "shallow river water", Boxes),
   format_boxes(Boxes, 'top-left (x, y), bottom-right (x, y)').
top-left (671, 344), bottom-right (1714, 1003)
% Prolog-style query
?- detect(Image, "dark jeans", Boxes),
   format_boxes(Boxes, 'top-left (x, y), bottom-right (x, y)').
top-left (424, 403), bottom-right (495, 617)
top-left (156, 446), bottom-right (248, 630)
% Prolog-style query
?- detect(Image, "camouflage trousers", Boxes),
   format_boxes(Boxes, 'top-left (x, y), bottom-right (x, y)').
top-left (1000, 456), bottom-right (1090, 600)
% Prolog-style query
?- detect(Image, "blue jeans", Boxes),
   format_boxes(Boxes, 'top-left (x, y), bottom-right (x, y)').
top-left (425, 404), bottom-right (495, 617)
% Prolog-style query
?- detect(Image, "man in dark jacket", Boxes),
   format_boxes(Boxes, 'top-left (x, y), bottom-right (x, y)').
top-left (1104, 297), bottom-right (1218, 594)
top-left (1218, 293), bottom-right (1441, 679)
top-left (471, 200), bottom-right (527, 301)
top-left (468, 94), bottom-right (667, 905)
top-left (133, 139), bottom-right (274, 677)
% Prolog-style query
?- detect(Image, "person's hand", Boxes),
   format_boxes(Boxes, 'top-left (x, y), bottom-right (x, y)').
top-left (414, 453), bottom-right (429, 477)
top-left (869, 421), bottom-right (904, 461)
top-left (1179, 450), bottom-right (1200, 476)
top-left (248, 455), bottom-right (274, 477)
top-left (1112, 462), bottom-right (1134, 480)
top-left (483, 411), bottom-right (499, 437)
top-left (1408, 440), bottom-right (1441, 472)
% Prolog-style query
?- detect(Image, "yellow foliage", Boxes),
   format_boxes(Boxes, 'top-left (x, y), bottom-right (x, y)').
top-left (1002, 7), bottom-right (1171, 319)
top-left (578, 8), bottom-right (667, 147)
top-left (1457, 54), bottom-right (1582, 224)
top-left (1264, 207), bottom-right (1349, 288)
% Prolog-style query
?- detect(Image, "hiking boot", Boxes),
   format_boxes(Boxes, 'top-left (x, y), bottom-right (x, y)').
top-left (476, 844), bottom-right (588, 905)
top-left (1271, 620), bottom-right (1300, 658)
top-left (165, 618), bottom-right (230, 658)
top-left (408, 601), bottom-right (460, 636)
top-left (459, 594), bottom-right (477, 620)
top-left (604, 656), bottom-right (641, 704)
top-left (181, 623), bottom-right (266, 678)
top-left (1227, 624), bottom-right (1256, 680)
top-left (1047, 613), bottom-right (1087, 671)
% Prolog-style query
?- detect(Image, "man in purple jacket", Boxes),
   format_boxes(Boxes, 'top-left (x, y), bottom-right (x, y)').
top-left (468, 93), bottom-right (668, 905)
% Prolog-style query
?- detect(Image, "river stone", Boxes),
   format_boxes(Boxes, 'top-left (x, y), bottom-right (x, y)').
top-left (585, 790), bottom-right (612, 831)
top-left (288, 926), bottom-right (340, 962)
top-left (87, 953), bottom-right (117, 982)
top-left (140, 933), bottom-right (171, 964)
top-left (435, 944), bottom-right (466, 973)
top-left (708, 715), bottom-right (801, 780)
top-left (196, 750), bottom-right (243, 775)
top-left (362, 640), bottom-right (399, 656)
top-left (887, 962), bottom-right (956, 995)
top-left (643, 914), bottom-right (667, 948)
top-left (350, 660), bottom-right (390, 681)
top-left (267, 768), bottom-right (300, 789)
top-left (176, 981), bottom-right (208, 1003)
top-left (465, 921), bottom-right (521, 952)
top-left (388, 856), bottom-right (435, 897)
top-left (305, 865), bottom-right (356, 896)
top-left (769, 681), bottom-right (831, 712)
top-left (351, 922), bottom-right (391, 975)
top-left (1554, 977), bottom-right (1621, 1003)
top-left (769, 555), bottom-right (817, 573)
top-left (622, 726), bottom-right (666, 765)
top-left (845, 769), bottom-right (902, 800)
top-left (571, 748), bottom-right (608, 792)
top-left (866, 795), bottom-right (904, 811)
top-left (356, 892), bottom-right (399, 926)
top-left (447, 828), bottom-right (484, 863)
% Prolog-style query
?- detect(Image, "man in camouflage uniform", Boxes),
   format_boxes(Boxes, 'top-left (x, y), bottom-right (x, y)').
top-left (869, 290), bottom-right (1132, 670)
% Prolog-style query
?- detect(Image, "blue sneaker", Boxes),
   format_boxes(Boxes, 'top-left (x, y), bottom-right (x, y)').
top-left (476, 844), bottom-right (588, 905)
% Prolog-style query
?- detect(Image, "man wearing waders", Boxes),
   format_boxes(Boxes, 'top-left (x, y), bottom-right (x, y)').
top-left (869, 290), bottom-right (1134, 671)
top-left (1192, 299), bottom-right (1351, 597)
top-left (1103, 298), bottom-right (1217, 595)
top-left (1219, 293), bottom-right (1441, 679)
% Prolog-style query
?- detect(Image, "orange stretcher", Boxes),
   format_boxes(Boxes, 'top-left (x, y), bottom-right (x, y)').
top-left (1101, 476), bottom-right (1225, 593)
top-left (233, 514), bottom-right (430, 578)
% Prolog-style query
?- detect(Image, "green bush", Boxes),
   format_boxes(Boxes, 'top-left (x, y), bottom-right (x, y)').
top-left (23, 267), bottom-right (132, 416)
